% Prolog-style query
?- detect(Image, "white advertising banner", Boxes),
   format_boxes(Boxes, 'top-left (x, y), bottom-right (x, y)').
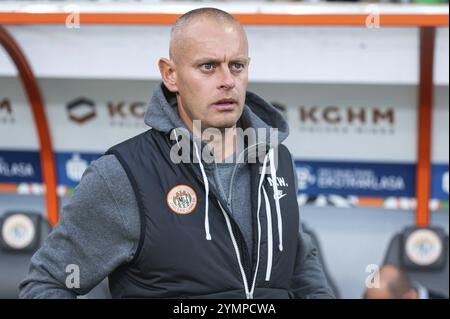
top-left (0, 77), bottom-right (448, 208)
top-left (0, 25), bottom-right (446, 85)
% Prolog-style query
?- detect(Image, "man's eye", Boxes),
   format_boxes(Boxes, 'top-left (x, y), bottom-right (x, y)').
top-left (231, 63), bottom-right (244, 71)
top-left (201, 63), bottom-right (214, 71)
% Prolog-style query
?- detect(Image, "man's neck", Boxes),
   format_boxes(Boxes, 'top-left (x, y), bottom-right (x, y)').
top-left (192, 124), bottom-right (237, 163)
top-left (209, 126), bottom-right (237, 163)
top-left (176, 102), bottom-right (237, 162)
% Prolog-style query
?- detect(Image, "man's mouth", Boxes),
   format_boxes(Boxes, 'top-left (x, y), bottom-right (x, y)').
top-left (211, 98), bottom-right (238, 111)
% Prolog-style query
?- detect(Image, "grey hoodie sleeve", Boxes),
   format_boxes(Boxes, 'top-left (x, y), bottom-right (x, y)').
top-left (289, 155), bottom-right (336, 299)
top-left (19, 155), bottom-right (140, 299)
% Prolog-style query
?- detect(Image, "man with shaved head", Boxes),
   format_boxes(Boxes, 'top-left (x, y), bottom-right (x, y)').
top-left (366, 265), bottom-right (413, 299)
top-left (365, 265), bottom-right (447, 299)
top-left (162, 9), bottom-right (249, 134)
top-left (20, 8), bottom-right (334, 299)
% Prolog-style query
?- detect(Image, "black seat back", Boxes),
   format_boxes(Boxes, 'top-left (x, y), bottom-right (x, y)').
top-left (383, 227), bottom-right (449, 298)
top-left (302, 223), bottom-right (340, 298)
top-left (0, 212), bottom-right (51, 298)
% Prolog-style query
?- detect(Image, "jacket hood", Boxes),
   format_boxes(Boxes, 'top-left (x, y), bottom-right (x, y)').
top-left (144, 83), bottom-right (289, 148)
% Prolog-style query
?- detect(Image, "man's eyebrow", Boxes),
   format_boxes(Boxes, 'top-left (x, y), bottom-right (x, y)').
top-left (193, 57), bottom-right (250, 65)
top-left (193, 58), bottom-right (221, 65)
top-left (230, 57), bottom-right (250, 64)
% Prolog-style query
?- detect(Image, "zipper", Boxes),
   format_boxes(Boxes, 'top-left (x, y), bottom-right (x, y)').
top-left (165, 134), bottom-right (262, 299)
top-left (217, 201), bottom-right (252, 299)
top-left (224, 142), bottom-right (265, 290)
top-left (191, 166), bottom-right (254, 297)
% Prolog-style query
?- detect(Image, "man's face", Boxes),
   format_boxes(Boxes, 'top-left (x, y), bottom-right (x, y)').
top-left (170, 19), bottom-right (250, 130)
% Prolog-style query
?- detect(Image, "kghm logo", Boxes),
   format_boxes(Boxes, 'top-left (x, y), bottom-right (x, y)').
top-left (0, 98), bottom-right (15, 124)
top-left (298, 105), bottom-right (395, 135)
top-left (107, 101), bottom-right (146, 128)
top-left (67, 97), bottom-right (96, 124)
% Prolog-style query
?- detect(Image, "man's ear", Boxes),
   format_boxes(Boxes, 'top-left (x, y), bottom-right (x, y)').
top-left (158, 58), bottom-right (178, 92)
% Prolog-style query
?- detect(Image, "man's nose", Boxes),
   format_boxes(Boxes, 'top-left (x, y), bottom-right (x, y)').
top-left (218, 65), bottom-right (235, 90)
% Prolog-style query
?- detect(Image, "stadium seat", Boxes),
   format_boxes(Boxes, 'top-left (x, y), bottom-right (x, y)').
top-left (382, 226), bottom-right (449, 298)
top-left (0, 212), bottom-right (52, 298)
top-left (301, 223), bottom-right (341, 298)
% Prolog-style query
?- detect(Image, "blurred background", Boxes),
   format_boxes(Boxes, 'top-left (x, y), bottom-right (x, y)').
top-left (0, 0), bottom-right (448, 299)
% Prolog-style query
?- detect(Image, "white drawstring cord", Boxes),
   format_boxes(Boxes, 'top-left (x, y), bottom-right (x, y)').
top-left (172, 129), bottom-right (181, 149)
top-left (250, 149), bottom-right (270, 297)
top-left (172, 131), bottom-right (282, 289)
top-left (193, 140), bottom-right (212, 241)
top-left (262, 186), bottom-right (273, 281)
top-left (269, 148), bottom-right (283, 252)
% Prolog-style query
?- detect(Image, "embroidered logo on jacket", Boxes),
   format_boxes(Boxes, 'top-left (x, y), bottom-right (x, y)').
top-left (267, 176), bottom-right (288, 187)
top-left (166, 184), bottom-right (198, 215)
top-left (268, 177), bottom-right (289, 201)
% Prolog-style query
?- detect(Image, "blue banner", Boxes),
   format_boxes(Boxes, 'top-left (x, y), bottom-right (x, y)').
top-left (1, 149), bottom-right (448, 202)
top-left (294, 160), bottom-right (416, 197)
top-left (0, 150), bottom-right (42, 183)
top-left (431, 164), bottom-right (449, 200)
top-left (55, 152), bottom-right (102, 187)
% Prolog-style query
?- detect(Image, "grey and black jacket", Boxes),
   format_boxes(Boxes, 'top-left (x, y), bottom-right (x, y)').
top-left (19, 83), bottom-right (335, 299)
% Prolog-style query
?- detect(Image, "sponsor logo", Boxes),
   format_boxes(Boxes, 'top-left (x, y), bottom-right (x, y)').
top-left (67, 97), bottom-right (96, 124)
top-left (107, 101), bottom-right (146, 128)
top-left (0, 98), bottom-right (15, 125)
top-left (405, 229), bottom-right (443, 266)
top-left (298, 105), bottom-right (395, 135)
top-left (296, 165), bottom-right (405, 193)
top-left (294, 161), bottom-right (415, 198)
top-left (0, 157), bottom-right (35, 178)
top-left (66, 153), bottom-right (88, 182)
top-left (166, 184), bottom-right (198, 215)
top-left (443, 171), bottom-right (449, 195)
top-left (316, 168), bottom-right (405, 191)
top-left (67, 96), bottom-right (146, 128)
top-left (296, 166), bottom-right (316, 191)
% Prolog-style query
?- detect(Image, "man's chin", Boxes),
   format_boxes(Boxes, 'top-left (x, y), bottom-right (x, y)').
top-left (210, 110), bottom-right (243, 129)
top-left (207, 119), bottom-right (240, 130)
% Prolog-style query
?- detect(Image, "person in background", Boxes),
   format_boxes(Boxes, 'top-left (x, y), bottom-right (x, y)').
top-left (365, 264), bottom-right (447, 299)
